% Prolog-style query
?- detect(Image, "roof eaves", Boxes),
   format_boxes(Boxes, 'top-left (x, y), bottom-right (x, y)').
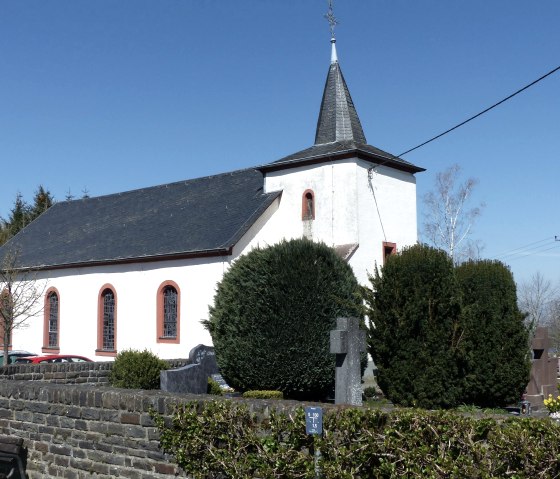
top-left (15, 247), bottom-right (235, 273)
top-left (258, 147), bottom-right (425, 174)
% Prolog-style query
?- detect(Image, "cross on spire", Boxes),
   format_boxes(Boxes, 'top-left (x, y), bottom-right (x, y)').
top-left (324, 0), bottom-right (339, 39)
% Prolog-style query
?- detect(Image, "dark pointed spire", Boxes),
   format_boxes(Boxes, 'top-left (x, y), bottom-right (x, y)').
top-left (314, 38), bottom-right (367, 145)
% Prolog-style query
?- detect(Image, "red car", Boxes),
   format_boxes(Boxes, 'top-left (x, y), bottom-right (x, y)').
top-left (15, 354), bottom-right (92, 364)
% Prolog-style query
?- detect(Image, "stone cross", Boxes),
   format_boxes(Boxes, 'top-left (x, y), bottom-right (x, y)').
top-left (330, 317), bottom-right (366, 406)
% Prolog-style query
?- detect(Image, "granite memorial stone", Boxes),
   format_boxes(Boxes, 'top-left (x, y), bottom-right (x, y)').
top-left (330, 317), bottom-right (366, 406)
top-left (160, 344), bottom-right (220, 394)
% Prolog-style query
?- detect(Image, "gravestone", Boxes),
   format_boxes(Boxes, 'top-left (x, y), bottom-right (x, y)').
top-left (160, 344), bottom-right (220, 394)
top-left (525, 326), bottom-right (558, 410)
top-left (330, 317), bottom-right (366, 406)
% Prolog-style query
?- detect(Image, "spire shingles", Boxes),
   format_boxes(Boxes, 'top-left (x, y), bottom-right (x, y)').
top-left (314, 39), bottom-right (366, 145)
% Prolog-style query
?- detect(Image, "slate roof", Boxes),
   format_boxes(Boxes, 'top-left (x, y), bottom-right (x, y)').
top-left (314, 60), bottom-right (367, 145)
top-left (260, 42), bottom-right (424, 175)
top-left (262, 139), bottom-right (424, 174)
top-left (0, 169), bottom-right (281, 270)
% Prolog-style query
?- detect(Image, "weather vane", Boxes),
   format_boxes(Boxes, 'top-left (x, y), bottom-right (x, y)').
top-left (324, 0), bottom-right (339, 39)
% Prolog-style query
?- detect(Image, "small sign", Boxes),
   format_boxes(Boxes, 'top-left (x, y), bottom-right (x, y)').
top-left (305, 406), bottom-right (323, 435)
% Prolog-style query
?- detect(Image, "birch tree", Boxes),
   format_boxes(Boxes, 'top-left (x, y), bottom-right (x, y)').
top-left (422, 164), bottom-right (484, 264)
top-left (0, 249), bottom-right (46, 365)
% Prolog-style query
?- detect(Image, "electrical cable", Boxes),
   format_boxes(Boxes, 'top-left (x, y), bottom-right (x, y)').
top-left (491, 237), bottom-right (552, 259)
top-left (501, 242), bottom-right (560, 262)
top-left (397, 64), bottom-right (560, 157)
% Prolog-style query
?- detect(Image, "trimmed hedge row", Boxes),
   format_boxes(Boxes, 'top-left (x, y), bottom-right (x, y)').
top-left (152, 400), bottom-right (560, 479)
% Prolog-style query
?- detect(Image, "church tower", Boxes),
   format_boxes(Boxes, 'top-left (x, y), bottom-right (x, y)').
top-left (258, 18), bottom-right (424, 284)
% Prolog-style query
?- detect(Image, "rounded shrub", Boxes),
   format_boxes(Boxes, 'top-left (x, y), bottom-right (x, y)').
top-left (365, 244), bottom-right (464, 409)
top-left (204, 238), bottom-right (362, 400)
top-left (456, 259), bottom-right (530, 407)
top-left (109, 349), bottom-right (169, 389)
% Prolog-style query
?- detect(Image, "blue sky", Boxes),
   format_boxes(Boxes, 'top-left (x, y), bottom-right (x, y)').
top-left (1, 1), bottom-right (559, 285)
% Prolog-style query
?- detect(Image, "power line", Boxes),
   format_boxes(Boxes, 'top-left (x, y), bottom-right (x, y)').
top-left (397, 64), bottom-right (560, 158)
top-left (491, 237), bottom-right (560, 261)
top-left (491, 237), bottom-right (552, 259)
top-left (502, 242), bottom-right (560, 262)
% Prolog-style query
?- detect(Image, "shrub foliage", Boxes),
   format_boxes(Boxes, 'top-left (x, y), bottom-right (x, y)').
top-left (109, 349), bottom-right (168, 389)
top-left (365, 244), bottom-right (464, 408)
top-left (151, 399), bottom-right (560, 479)
top-left (365, 245), bottom-right (530, 409)
top-left (204, 238), bottom-right (361, 400)
top-left (456, 259), bottom-right (530, 407)
top-left (242, 390), bottom-right (284, 399)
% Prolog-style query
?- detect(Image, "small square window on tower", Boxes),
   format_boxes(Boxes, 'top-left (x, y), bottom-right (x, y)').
top-left (382, 242), bottom-right (397, 264)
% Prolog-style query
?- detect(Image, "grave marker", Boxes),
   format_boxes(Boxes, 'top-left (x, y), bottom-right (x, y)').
top-left (330, 317), bottom-right (366, 406)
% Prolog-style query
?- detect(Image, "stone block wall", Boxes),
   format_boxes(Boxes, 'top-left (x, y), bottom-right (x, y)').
top-left (0, 362), bottom-right (113, 386)
top-left (0, 380), bottom-right (192, 478)
top-left (0, 379), bottom-right (308, 478)
top-left (0, 359), bottom-right (189, 386)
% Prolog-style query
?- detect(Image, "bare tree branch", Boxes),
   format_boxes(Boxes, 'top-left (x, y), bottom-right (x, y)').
top-left (518, 272), bottom-right (559, 339)
top-left (0, 248), bottom-right (46, 365)
top-left (422, 164), bottom-right (485, 263)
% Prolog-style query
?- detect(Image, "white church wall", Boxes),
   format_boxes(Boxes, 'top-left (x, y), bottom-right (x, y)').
top-left (261, 160), bottom-right (359, 247)
top-left (258, 158), bottom-right (418, 286)
top-left (350, 161), bottom-right (418, 285)
top-left (11, 257), bottom-right (227, 360)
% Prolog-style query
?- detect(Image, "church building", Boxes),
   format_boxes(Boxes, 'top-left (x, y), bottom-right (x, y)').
top-left (0, 36), bottom-right (424, 360)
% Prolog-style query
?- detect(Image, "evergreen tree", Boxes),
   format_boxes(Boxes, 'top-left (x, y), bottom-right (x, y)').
top-left (205, 238), bottom-right (362, 400)
top-left (7, 193), bottom-right (31, 237)
top-left (0, 222), bottom-right (9, 246)
top-left (0, 187), bottom-right (55, 245)
top-left (365, 244), bottom-right (465, 409)
top-left (29, 185), bottom-right (54, 221)
top-left (456, 260), bottom-right (530, 407)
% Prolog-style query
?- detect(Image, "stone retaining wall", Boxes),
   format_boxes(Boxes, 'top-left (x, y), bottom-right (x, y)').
top-left (0, 380), bottom-right (194, 478)
top-left (0, 359), bottom-right (189, 386)
top-left (0, 379), bottom-right (307, 478)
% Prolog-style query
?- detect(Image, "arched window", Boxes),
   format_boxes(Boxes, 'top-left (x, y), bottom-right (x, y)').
top-left (43, 288), bottom-right (60, 352)
top-left (0, 289), bottom-right (12, 351)
top-left (97, 285), bottom-right (117, 356)
top-left (302, 189), bottom-right (315, 220)
top-left (157, 281), bottom-right (180, 344)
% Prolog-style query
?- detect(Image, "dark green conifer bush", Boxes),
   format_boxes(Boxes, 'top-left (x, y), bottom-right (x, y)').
top-left (365, 244), bottom-right (464, 408)
top-left (109, 349), bottom-right (168, 389)
top-left (456, 259), bottom-right (530, 407)
top-left (204, 238), bottom-right (361, 400)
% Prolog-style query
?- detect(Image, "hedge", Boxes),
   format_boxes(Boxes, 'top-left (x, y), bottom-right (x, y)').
top-left (151, 400), bottom-right (560, 479)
